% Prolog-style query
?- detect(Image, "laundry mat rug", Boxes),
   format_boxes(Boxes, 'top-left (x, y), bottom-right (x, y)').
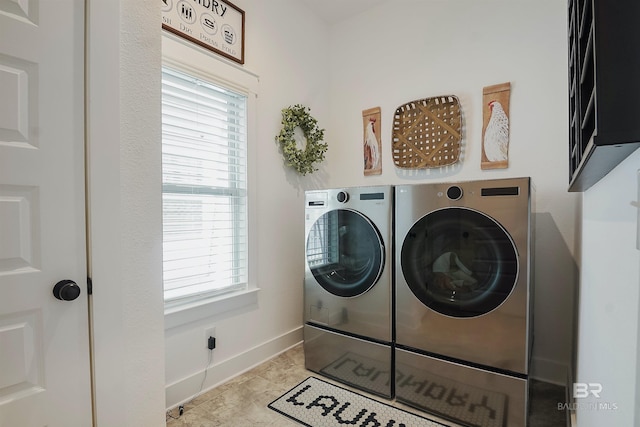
top-left (268, 376), bottom-right (447, 427)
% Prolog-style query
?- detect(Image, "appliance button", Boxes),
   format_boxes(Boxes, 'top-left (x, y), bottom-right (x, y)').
top-left (446, 186), bottom-right (463, 200)
top-left (337, 191), bottom-right (349, 203)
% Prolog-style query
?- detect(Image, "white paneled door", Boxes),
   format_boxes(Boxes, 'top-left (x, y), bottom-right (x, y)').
top-left (0, 1), bottom-right (92, 426)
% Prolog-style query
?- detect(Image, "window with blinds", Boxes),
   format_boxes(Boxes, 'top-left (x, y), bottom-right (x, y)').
top-left (162, 65), bottom-right (248, 304)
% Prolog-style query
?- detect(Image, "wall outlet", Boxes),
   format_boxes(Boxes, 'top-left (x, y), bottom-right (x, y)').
top-left (204, 326), bottom-right (216, 349)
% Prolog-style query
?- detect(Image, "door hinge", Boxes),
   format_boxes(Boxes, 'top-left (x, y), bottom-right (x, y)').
top-left (87, 277), bottom-right (93, 295)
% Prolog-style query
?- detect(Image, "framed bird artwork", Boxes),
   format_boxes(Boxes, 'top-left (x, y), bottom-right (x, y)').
top-left (362, 107), bottom-right (382, 175)
top-left (481, 82), bottom-right (511, 170)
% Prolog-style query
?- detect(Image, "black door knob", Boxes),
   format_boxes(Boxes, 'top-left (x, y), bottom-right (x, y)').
top-left (53, 280), bottom-right (81, 301)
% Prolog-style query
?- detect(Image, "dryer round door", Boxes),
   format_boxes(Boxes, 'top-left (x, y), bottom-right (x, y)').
top-left (401, 207), bottom-right (518, 317)
top-left (306, 209), bottom-right (385, 297)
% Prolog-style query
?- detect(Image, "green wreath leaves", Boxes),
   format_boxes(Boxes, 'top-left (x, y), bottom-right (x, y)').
top-left (276, 105), bottom-right (327, 175)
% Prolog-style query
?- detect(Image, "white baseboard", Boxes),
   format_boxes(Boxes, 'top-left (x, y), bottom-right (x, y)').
top-left (165, 326), bottom-right (303, 409)
top-left (530, 355), bottom-right (569, 386)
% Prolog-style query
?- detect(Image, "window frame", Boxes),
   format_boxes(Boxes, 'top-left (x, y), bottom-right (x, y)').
top-left (162, 33), bottom-right (259, 319)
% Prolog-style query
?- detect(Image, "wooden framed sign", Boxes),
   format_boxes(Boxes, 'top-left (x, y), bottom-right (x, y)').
top-left (162, 0), bottom-right (245, 64)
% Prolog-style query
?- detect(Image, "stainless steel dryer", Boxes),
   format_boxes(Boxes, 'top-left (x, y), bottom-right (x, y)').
top-left (304, 186), bottom-right (393, 398)
top-left (395, 177), bottom-right (533, 427)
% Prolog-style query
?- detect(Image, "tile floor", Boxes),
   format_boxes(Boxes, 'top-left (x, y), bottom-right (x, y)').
top-left (165, 343), bottom-right (566, 427)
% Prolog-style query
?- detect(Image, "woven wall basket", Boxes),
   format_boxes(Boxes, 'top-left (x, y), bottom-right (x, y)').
top-left (392, 95), bottom-right (462, 169)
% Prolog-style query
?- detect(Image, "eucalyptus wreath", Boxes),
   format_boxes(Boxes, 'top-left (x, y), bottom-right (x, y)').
top-left (276, 104), bottom-right (327, 175)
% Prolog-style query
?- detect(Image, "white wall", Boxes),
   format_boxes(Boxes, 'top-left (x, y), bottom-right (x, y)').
top-left (164, 0), bottom-right (331, 408)
top-left (577, 148), bottom-right (640, 426)
top-left (323, 0), bottom-right (578, 384)
top-left (164, 0), bottom-right (581, 409)
top-left (162, 0), bottom-right (594, 411)
top-left (83, 0), bottom-right (639, 423)
top-left (88, 0), bottom-right (166, 425)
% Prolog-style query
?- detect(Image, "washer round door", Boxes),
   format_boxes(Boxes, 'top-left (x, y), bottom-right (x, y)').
top-left (401, 207), bottom-right (518, 317)
top-left (306, 209), bottom-right (384, 297)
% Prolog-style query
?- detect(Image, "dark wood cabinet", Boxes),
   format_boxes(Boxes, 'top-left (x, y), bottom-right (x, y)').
top-left (567, 0), bottom-right (640, 192)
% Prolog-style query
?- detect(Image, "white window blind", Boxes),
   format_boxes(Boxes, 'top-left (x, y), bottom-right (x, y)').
top-left (162, 65), bottom-right (248, 303)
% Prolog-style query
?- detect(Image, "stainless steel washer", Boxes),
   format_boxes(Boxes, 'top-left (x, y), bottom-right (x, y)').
top-left (303, 186), bottom-right (393, 398)
top-left (395, 177), bottom-right (533, 427)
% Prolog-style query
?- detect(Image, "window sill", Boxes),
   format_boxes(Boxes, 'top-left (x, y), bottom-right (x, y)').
top-left (164, 287), bottom-right (260, 330)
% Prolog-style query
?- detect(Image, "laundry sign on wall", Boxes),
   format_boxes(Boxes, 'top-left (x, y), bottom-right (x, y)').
top-left (162, 0), bottom-right (245, 64)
